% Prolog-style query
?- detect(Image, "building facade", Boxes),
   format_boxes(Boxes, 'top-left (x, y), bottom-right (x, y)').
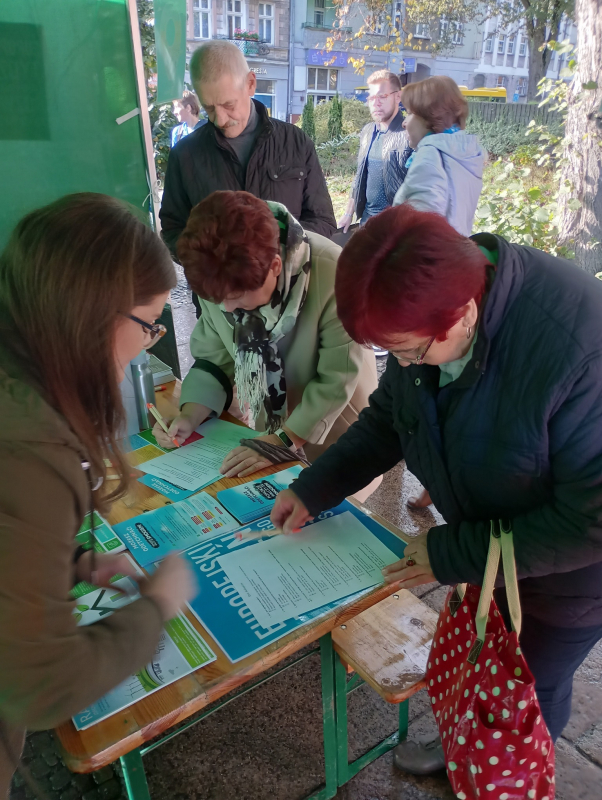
top-left (185, 0), bottom-right (291, 120)
top-left (290, 1), bottom-right (486, 119)
top-left (473, 14), bottom-right (577, 101)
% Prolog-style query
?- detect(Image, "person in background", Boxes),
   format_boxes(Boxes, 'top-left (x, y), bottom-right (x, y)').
top-left (337, 69), bottom-right (412, 358)
top-left (394, 75), bottom-right (484, 508)
top-left (272, 204), bottom-right (602, 773)
top-left (0, 194), bottom-right (196, 797)
top-left (393, 75), bottom-right (484, 237)
top-left (171, 91), bottom-right (206, 147)
top-left (160, 41), bottom-right (336, 316)
top-left (152, 191), bottom-right (378, 483)
top-left (338, 70), bottom-right (412, 233)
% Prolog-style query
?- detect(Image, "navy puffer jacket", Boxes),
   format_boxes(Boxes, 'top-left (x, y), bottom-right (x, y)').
top-left (292, 233), bottom-right (602, 627)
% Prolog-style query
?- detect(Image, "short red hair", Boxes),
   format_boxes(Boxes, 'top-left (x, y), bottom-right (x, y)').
top-left (335, 204), bottom-right (488, 346)
top-left (177, 191), bottom-right (280, 302)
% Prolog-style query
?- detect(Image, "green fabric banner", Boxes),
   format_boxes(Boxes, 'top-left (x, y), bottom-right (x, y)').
top-left (155, 0), bottom-right (187, 105)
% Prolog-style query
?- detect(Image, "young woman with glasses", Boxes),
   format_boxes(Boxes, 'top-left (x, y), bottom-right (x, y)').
top-left (0, 194), bottom-right (196, 796)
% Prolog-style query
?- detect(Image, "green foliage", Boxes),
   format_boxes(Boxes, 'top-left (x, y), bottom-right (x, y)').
top-left (474, 159), bottom-right (573, 258)
top-left (466, 118), bottom-right (530, 157)
top-left (301, 99), bottom-right (316, 142)
top-left (327, 95), bottom-right (344, 141)
top-left (298, 99), bottom-right (371, 145)
top-left (316, 134), bottom-right (360, 177)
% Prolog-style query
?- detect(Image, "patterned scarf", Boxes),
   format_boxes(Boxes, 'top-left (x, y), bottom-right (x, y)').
top-left (222, 203), bottom-right (311, 432)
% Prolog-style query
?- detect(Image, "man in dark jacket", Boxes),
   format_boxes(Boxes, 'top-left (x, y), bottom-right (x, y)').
top-left (272, 211), bottom-right (602, 765)
top-left (159, 40), bottom-right (336, 260)
top-left (338, 70), bottom-right (413, 232)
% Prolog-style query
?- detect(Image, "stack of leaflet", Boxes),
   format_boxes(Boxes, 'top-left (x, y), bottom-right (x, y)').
top-left (216, 464), bottom-right (303, 524)
top-left (137, 418), bottom-right (262, 493)
top-left (71, 577), bottom-right (216, 729)
top-left (148, 353), bottom-right (175, 386)
top-left (75, 512), bottom-right (126, 555)
top-left (112, 491), bottom-right (240, 568)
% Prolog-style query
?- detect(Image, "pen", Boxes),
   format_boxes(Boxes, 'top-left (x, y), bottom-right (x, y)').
top-left (235, 528), bottom-right (284, 541)
top-left (155, 385), bottom-right (167, 392)
top-left (147, 403), bottom-right (180, 448)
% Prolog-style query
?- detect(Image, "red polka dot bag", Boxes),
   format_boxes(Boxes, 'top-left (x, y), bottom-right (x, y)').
top-left (425, 520), bottom-right (555, 800)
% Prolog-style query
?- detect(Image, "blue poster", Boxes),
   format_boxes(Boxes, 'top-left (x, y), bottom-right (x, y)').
top-left (182, 501), bottom-right (406, 662)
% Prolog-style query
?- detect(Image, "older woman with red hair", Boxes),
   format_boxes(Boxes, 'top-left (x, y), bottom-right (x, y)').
top-left (273, 204), bottom-right (602, 772)
top-left (153, 190), bottom-right (377, 477)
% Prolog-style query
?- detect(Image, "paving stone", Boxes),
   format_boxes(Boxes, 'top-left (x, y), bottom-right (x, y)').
top-left (82, 789), bottom-right (101, 800)
top-left (555, 736), bottom-right (602, 800)
top-left (28, 757), bottom-right (51, 779)
top-left (98, 779), bottom-right (123, 800)
top-left (60, 788), bottom-right (84, 800)
top-left (43, 751), bottom-right (59, 767)
top-left (574, 637), bottom-right (602, 685)
top-left (71, 772), bottom-right (95, 792)
top-left (575, 722), bottom-right (602, 767)
top-left (50, 767), bottom-right (72, 792)
top-left (92, 766), bottom-right (114, 786)
top-left (29, 732), bottom-right (55, 755)
top-left (562, 678), bottom-right (602, 742)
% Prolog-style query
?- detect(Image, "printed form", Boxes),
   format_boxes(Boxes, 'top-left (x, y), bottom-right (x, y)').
top-left (217, 511), bottom-right (399, 628)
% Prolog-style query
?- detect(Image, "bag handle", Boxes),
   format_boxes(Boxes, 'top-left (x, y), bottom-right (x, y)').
top-left (450, 520), bottom-right (522, 664)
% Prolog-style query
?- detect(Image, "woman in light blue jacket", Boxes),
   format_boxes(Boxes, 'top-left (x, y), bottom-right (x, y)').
top-left (393, 76), bottom-right (484, 237)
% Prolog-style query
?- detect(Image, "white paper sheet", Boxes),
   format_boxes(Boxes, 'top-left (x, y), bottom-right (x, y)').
top-left (137, 438), bottom-right (230, 490)
top-left (217, 511), bottom-right (399, 628)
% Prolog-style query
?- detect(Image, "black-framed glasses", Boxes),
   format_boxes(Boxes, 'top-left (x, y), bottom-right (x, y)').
top-left (126, 314), bottom-right (167, 347)
top-left (389, 336), bottom-right (436, 366)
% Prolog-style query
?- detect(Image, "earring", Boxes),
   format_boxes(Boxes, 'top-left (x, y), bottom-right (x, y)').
top-left (466, 326), bottom-right (472, 340)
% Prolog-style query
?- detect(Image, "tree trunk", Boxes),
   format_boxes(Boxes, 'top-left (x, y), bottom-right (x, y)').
top-left (558, 0), bottom-right (602, 273)
top-left (526, 23), bottom-right (551, 101)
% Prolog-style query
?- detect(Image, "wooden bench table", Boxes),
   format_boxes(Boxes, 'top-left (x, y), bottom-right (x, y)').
top-left (55, 379), bottom-right (422, 799)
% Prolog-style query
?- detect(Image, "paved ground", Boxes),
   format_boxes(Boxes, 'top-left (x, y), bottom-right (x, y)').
top-left (10, 284), bottom-right (602, 800)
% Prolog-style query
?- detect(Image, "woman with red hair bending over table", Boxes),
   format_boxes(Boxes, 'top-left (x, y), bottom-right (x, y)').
top-left (153, 190), bottom-right (377, 479)
top-left (272, 204), bottom-right (602, 774)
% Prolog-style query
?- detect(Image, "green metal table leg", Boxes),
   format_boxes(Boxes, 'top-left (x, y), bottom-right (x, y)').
top-left (307, 634), bottom-right (338, 800)
top-left (334, 651), bottom-right (351, 785)
top-left (120, 749), bottom-right (151, 800)
top-left (398, 699), bottom-right (409, 742)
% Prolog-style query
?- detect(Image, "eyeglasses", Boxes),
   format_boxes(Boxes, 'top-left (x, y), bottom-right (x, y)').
top-left (367, 92), bottom-right (398, 104)
top-left (389, 336), bottom-right (436, 366)
top-left (126, 314), bottom-right (167, 347)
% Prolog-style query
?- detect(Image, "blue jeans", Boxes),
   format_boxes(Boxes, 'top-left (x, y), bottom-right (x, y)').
top-left (496, 593), bottom-right (602, 741)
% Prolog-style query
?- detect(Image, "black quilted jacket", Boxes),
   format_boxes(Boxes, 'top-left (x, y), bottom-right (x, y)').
top-left (159, 99), bottom-right (336, 254)
top-left (293, 234), bottom-right (602, 627)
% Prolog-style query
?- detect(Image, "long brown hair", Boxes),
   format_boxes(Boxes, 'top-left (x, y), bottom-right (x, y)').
top-left (0, 193), bottom-right (176, 510)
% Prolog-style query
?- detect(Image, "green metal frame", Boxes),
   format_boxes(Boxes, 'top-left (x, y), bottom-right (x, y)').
top-left (118, 634), bottom-right (409, 799)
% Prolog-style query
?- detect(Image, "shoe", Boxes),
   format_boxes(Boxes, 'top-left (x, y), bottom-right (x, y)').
top-left (372, 344), bottom-right (389, 357)
top-left (393, 735), bottom-right (446, 776)
top-left (407, 488), bottom-right (432, 509)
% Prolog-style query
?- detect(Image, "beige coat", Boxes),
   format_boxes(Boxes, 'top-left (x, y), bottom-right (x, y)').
top-left (180, 231), bottom-right (378, 459)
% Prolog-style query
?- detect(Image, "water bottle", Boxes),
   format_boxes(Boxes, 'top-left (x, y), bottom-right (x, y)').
top-left (130, 350), bottom-right (156, 431)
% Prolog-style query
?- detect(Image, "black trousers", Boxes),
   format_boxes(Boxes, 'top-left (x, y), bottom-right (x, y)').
top-left (496, 593), bottom-right (602, 741)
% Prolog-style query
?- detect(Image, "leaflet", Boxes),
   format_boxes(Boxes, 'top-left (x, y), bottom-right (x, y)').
top-left (72, 583), bottom-right (216, 730)
top-left (217, 511), bottom-right (399, 629)
top-left (113, 492), bottom-right (239, 567)
top-left (75, 512), bottom-right (125, 554)
top-left (137, 473), bottom-right (198, 501)
top-left (136, 438), bottom-right (231, 490)
top-left (216, 465), bottom-right (303, 524)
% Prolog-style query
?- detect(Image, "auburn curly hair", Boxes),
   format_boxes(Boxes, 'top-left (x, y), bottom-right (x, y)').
top-left (177, 191), bottom-right (280, 303)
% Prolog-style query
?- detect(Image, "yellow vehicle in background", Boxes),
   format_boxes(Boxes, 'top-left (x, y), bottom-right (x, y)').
top-left (458, 86), bottom-right (507, 103)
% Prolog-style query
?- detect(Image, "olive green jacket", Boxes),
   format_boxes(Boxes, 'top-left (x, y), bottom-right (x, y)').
top-left (180, 231), bottom-right (377, 445)
top-left (0, 340), bottom-right (163, 791)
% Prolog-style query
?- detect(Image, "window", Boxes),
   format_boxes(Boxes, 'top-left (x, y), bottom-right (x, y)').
top-left (256, 79), bottom-right (274, 94)
top-left (497, 35), bottom-right (506, 54)
top-left (314, 0), bottom-right (324, 27)
top-left (193, 0), bottom-right (211, 39)
top-left (519, 37), bottom-right (527, 56)
top-left (507, 34), bottom-right (516, 55)
top-left (484, 35), bottom-right (494, 53)
top-left (258, 3), bottom-right (273, 43)
top-left (516, 77), bottom-right (527, 96)
top-left (415, 23), bottom-right (430, 38)
top-left (439, 18), bottom-right (449, 38)
top-left (496, 75), bottom-right (507, 88)
top-left (452, 22), bottom-right (464, 45)
top-left (227, 0), bottom-right (243, 38)
top-left (373, 13), bottom-right (385, 35)
top-left (307, 67), bottom-right (338, 103)
top-left (393, 1), bottom-right (403, 33)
